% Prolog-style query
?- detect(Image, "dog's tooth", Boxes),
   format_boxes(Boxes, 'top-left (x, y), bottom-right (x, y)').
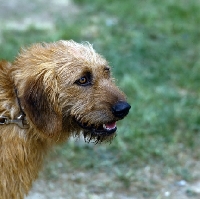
top-left (103, 124), bottom-right (107, 130)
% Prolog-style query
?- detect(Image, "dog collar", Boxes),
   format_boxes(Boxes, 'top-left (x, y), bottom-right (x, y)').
top-left (0, 88), bottom-right (29, 129)
top-left (0, 114), bottom-right (29, 129)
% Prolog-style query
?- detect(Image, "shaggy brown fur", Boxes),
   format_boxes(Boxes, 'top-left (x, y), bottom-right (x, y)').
top-left (0, 40), bottom-right (130, 199)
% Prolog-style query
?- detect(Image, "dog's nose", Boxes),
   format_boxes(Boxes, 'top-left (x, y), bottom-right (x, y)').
top-left (112, 101), bottom-right (131, 118)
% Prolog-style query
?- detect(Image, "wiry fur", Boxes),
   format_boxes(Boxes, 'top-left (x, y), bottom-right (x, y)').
top-left (0, 40), bottom-right (129, 199)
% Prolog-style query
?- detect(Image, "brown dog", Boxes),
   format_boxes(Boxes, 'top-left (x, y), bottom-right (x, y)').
top-left (0, 40), bottom-right (130, 199)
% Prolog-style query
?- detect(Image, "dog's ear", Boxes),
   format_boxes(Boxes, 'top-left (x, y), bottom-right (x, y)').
top-left (22, 71), bottom-right (62, 137)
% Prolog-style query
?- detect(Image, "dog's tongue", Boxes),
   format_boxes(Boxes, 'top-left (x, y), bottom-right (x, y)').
top-left (104, 122), bottom-right (116, 130)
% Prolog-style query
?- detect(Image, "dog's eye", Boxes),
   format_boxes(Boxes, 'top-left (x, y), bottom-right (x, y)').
top-left (79, 77), bottom-right (87, 84)
top-left (75, 76), bottom-right (91, 86)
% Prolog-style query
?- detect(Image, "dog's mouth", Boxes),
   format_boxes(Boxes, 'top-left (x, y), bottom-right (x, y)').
top-left (77, 120), bottom-right (117, 135)
top-left (74, 118), bottom-right (117, 143)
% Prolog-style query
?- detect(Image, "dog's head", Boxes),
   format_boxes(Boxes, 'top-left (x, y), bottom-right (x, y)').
top-left (13, 40), bottom-right (131, 143)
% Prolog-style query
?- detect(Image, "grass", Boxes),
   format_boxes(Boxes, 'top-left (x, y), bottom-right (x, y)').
top-left (1, 0), bottom-right (200, 197)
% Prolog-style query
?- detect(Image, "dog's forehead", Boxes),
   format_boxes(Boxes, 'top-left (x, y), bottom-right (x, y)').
top-left (56, 41), bottom-right (111, 79)
top-left (78, 57), bottom-right (110, 76)
top-left (61, 41), bottom-right (108, 65)
top-left (72, 62), bottom-right (110, 77)
top-left (65, 50), bottom-right (109, 69)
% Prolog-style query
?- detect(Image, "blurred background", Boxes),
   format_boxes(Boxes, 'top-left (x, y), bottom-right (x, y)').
top-left (0, 0), bottom-right (200, 198)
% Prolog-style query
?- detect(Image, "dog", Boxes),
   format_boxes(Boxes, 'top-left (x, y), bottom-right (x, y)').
top-left (0, 40), bottom-right (131, 199)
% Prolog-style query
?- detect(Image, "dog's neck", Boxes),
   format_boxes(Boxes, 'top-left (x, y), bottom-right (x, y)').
top-left (0, 61), bottom-right (51, 199)
top-left (0, 87), bottom-right (29, 129)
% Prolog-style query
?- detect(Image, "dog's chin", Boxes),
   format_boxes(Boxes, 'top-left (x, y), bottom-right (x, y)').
top-left (75, 119), bottom-right (117, 143)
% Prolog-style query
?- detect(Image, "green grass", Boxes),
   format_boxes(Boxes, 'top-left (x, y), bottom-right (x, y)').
top-left (1, 0), bottom-right (200, 194)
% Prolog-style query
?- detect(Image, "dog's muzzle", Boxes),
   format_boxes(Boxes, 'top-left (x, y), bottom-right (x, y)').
top-left (75, 101), bottom-right (131, 137)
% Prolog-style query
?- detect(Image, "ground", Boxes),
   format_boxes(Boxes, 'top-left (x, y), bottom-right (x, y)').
top-left (0, 0), bottom-right (200, 198)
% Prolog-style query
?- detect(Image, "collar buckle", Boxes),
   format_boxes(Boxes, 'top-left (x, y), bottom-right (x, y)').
top-left (0, 114), bottom-right (29, 129)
